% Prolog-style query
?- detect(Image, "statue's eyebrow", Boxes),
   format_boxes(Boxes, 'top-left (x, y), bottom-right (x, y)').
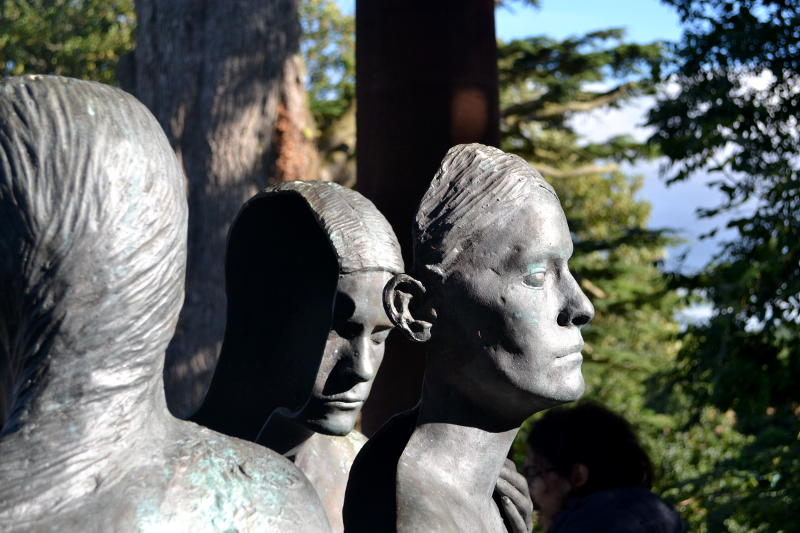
top-left (515, 243), bottom-right (573, 268)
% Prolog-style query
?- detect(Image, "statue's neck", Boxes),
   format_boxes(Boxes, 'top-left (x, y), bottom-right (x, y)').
top-left (258, 408), bottom-right (315, 457)
top-left (0, 350), bottom-right (171, 514)
top-left (405, 375), bottom-right (520, 499)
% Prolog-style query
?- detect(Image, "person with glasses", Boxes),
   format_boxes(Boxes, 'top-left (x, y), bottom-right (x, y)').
top-left (525, 402), bottom-right (685, 533)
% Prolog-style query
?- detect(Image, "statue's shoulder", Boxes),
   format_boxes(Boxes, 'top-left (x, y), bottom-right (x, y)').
top-left (157, 422), bottom-right (331, 533)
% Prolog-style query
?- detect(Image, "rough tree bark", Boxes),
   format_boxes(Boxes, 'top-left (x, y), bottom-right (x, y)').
top-left (269, 53), bottom-right (322, 184)
top-left (124, 0), bottom-right (317, 417)
top-left (356, 0), bottom-right (500, 435)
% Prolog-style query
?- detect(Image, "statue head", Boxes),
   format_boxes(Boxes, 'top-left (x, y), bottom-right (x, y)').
top-left (384, 144), bottom-right (594, 425)
top-left (0, 75), bottom-right (186, 436)
top-left (200, 181), bottom-right (402, 439)
top-left (273, 182), bottom-right (404, 436)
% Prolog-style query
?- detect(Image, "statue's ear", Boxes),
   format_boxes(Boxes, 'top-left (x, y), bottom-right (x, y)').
top-left (383, 274), bottom-right (433, 343)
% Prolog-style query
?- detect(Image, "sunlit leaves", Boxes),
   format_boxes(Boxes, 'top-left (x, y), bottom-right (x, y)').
top-left (0, 0), bottom-right (135, 84)
top-left (300, 0), bottom-right (354, 134)
top-left (647, 1), bottom-right (800, 531)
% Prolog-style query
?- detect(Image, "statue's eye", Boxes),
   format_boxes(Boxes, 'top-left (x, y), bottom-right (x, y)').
top-left (370, 327), bottom-right (392, 345)
top-left (333, 321), bottom-right (362, 340)
top-left (523, 270), bottom-right (546, 289)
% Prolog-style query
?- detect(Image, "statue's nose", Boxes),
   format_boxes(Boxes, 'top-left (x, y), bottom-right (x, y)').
top-left (557, 276), bottom-right (594, 328)
top-left (350, 336), bottom-right (376, 382)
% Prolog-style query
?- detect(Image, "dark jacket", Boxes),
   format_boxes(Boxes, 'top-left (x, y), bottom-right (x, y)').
top-left (551, 487), bottom-right (685, 533)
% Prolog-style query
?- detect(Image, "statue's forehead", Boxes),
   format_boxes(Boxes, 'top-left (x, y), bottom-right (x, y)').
top-left (485, 195), bottom-right (572, 266)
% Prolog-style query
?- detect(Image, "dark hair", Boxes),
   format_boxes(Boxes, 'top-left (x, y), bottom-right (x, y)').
top-left (526, 401), bottom-right (654, 496)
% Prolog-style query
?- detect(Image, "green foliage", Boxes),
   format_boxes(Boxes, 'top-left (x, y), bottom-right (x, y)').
top-left (500, 28), bottom-right (692, 528)
top-left (499, 30), bottom-right (663, 175)
top-left (645, 2), bottom-right (800, 531)
top-left (0, 0), bottom-right (135, 84)
top-left (660, 405), bottom-right (800, 533)
top-left (502, 5), bottom-right (800, 529)
top-left (648, 0), bottom-right (800, 331)
top-left (300, 0), bottom-right (354, 135)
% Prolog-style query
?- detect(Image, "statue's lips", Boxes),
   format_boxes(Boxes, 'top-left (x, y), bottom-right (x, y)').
top-left (320, 394), bottom-right (366, 409)
top-left (557, 343), bottom-right (584, 358)
top-left (323, 399), bottom-right (364, 410)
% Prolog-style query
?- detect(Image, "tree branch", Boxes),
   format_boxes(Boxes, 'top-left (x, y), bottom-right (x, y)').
top-left (502, 81), bottom-right (637, 119)
top-left (534, 162), bottom-right (618, 178)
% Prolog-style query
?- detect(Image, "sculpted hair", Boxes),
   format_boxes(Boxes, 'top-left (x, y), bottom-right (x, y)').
top-left (413, 143), bottom-right (556, 280)
top-left (268, 180), bottom-right (403, 274)
top-left (0, 76), bottom-right (187, 434)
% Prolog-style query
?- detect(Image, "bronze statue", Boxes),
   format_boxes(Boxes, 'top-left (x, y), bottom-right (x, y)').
top-left (344, 144), bottom-right (594, 532)
top-left (192, 181), bottom-right (403, 532)
top-left (256, 182), bottom-right (403, 532)
top-left (193, 181), bottom-right (404, 531)
top-left (194, 180), bottom-right (532, 531)
top-left (0, 76), bottom-right (330, 532)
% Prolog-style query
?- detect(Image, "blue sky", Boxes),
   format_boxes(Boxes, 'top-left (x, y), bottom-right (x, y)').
top-left (336, 0), bottom-right (681, 43)
top-left (336, 0), bottom-right (730, 273)
top-left (496, 0), bottom-right (682, 43)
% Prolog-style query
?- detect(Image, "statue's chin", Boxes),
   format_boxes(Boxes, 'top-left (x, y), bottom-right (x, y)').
top-left (301, 413), bottom-right (356, 437)
top-left (551, 372), bottom-right (586, 403)
top-left (524, 372), bottom-right (585, 410)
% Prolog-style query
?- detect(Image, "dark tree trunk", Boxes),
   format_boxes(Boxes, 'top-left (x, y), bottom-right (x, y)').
top-left (356, 0), bottom-right (500, 435)
top-left (125, 0), bottom-right (303, 417)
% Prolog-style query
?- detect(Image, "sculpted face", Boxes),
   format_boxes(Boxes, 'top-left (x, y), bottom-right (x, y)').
top-left (432, 188), bottom-right (593, 417)
top-left (296, 270), bottom-right (394, 435)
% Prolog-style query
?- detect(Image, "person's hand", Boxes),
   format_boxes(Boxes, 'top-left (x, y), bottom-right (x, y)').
top-left (495, 458), bottom-right (534, 533)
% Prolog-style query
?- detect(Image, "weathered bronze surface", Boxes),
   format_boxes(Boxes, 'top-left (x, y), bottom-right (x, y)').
top-left (262, 182), bottom-right (404, 533)
top-left (344, 144), bottom-right (594, 532)
top-left (194, 181), bottom-right (403, 532)
top-left (0, 76), bottom-right (330, 532)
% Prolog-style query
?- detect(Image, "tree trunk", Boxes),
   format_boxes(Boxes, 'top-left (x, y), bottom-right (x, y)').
top-left (268, 52), bottom-right (322, 183)
top-left (356, 0), bottom-right (500, 435)
top-left (125, 0), bottom-right (305, 417)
